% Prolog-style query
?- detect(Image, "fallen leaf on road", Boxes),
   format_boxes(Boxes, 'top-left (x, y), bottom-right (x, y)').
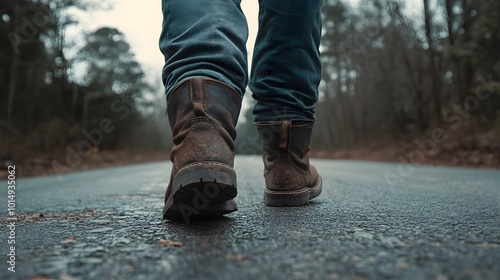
top-left (61, 237), bottom-right (76, 244)
top-left (225, 254), bottom-right (246, 261)
top-left (158, 239), bottom-right (183, 247)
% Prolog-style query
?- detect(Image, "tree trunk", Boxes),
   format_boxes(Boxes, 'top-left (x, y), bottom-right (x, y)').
top-left (7, 54), bottom-right (19, 126)
top-left (424, 0), bottom-right (442, 123)
top-left (460, 0), bottom-right (475, 102)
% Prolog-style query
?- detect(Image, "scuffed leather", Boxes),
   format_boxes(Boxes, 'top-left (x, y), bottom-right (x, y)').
top-left (164, 78), bottom-right (241, 202)
top-left (257, 121), bottom-right (320, 192)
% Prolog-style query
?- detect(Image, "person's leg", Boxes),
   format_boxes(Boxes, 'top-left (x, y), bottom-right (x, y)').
top-left (249, 0), bottom-right (322, 122)
top-left (159, 0), bottom-right (248, 221)
top-left (250, 0), bottom-right (323, 206)
top-left (160, 0), bottom-right (248, 97)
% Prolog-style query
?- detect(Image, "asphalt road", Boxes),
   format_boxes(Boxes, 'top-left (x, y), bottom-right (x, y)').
top-left (1, 156), bottom-right (499, 279)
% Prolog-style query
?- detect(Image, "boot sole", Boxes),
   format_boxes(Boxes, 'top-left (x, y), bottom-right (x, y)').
top-left (163, 163), bottom-right (237, 222)
top-left (264, 176), bottom-right (322, 207)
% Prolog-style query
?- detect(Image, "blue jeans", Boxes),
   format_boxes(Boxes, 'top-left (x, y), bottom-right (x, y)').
top-left (160, 0), bottom-right (322, 122)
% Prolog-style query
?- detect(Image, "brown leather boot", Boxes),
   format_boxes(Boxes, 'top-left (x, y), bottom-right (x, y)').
top-left (163, 77), bottom-right (241, 221)
top-left (257, 121), bottom-right (322, 206)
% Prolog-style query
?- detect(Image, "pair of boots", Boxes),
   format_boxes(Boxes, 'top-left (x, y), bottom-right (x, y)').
top-left (163, 78), bottom-right (322, 221)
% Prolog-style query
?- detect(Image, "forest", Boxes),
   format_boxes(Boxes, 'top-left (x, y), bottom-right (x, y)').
top-left (1, 0), bottom-right (499, 176)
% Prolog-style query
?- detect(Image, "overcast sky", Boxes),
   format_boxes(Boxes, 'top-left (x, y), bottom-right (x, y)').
top-left (68, 0), bottom-right (423, 82)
